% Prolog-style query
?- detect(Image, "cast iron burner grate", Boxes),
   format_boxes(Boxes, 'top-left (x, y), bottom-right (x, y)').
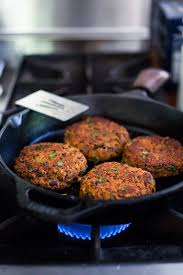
top-left (57, 223), bottom-right (131, 240)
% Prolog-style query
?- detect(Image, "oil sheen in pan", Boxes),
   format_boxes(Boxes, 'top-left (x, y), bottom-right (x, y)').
top-left (30, 124), bottom-right (183, 196)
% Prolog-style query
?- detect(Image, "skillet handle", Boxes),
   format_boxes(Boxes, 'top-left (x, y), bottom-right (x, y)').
top-left (133, 68), bottom-right (170, 94)
top-left (167, 207), bottom-right (183, 220)
top-left (16, 181), bottom-right (102, 224)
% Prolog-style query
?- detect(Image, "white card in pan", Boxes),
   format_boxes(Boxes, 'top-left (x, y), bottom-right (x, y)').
top-left (15, 90), bottom-right (89, 121)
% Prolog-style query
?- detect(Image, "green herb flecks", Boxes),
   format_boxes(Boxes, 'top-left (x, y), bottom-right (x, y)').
top-left (97, 173), bottom-right (102, 179)
top-left (114, 171), bottom-right (118, 179)
top-left (111, 167), bottom-right (119, 171)
top-left (111, 167), bottom-right (119, 179)
top-left (91, 156), bottom-right (100, 163)
top-left (57, 161), bottom-right (64, 166)
top-left (166, 165), bottom-right (177, 173)
top-left (35, 145), bottom-right (46, 151)
top-left (40, 162), bottom-right (46, 167)
top-left (123, 159), bottom-right (129, 165)
top-left (99, 179), bottom-right (107, 183)
top-left (49, 152), bottom-right (57, 158)
top-left (27, 164), bottom-right (33, 169)
top-left (122, 186), bottom-right (126, 192)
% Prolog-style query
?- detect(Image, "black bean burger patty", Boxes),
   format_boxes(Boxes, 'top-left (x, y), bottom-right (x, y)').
top-left (64, 116), bottom-right (129, 163)
top-left (80, 162), bottom-right (156, 200)
top-left (14, 142), bottom-right (87, 190)
top-left (123, 136), bottom-right (183, 178)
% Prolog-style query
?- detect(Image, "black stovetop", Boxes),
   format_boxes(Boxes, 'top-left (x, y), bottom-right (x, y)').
top-left (1, 172), bottom-right (183, 265)
top-left (7, 53), bottom-right (167, 110)
top-left (0, 53), bottom-right (182, 271)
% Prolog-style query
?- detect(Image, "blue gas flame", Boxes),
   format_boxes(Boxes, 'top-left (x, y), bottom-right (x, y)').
top-left (57, 223), bottom-right (131, 240)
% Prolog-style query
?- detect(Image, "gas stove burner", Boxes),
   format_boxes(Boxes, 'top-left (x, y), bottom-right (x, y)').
top-left (57, 223), bottom-right (131, 240)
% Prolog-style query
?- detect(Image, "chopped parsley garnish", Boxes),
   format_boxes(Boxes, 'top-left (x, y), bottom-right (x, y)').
top-left (123, 159), bottom-right (129, 164)
top-left (91, 156), bottom-right (100, 163)
top-left (57, 161), bottom-right (64, 166)
top-left (99, 179), bottom-right (107, 183)
top-left (166, 165), bottom-right (177, 173)
top-left (114, 171), bottom-right (118, 179)
top-left (35, 145), bottom-right (45, 151)
top-left (122, 187), bottom-right (126, 192)
top-left (111, 167), bottom-right (119, 171)
top-left (49, 152), bottom-right (57, 158)
top-left (40, 162), bottom-right (46, 166)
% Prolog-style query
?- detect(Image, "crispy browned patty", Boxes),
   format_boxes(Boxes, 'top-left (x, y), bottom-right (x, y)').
top-left (80, 162), bottom-right (156, 200)
top-left (64, 116), bottom-right (129, 163)
top-left (14, 142), bottom-right (87, 190)
top-left (122, 136), bottom-right (183, 178)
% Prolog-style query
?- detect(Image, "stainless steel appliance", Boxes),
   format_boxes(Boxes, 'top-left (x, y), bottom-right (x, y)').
top-left (0, 0), bottom-right (152, 53)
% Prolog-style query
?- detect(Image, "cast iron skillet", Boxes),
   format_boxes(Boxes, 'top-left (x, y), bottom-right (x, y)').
top-left (1, 69), bottom-right (183, 225)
